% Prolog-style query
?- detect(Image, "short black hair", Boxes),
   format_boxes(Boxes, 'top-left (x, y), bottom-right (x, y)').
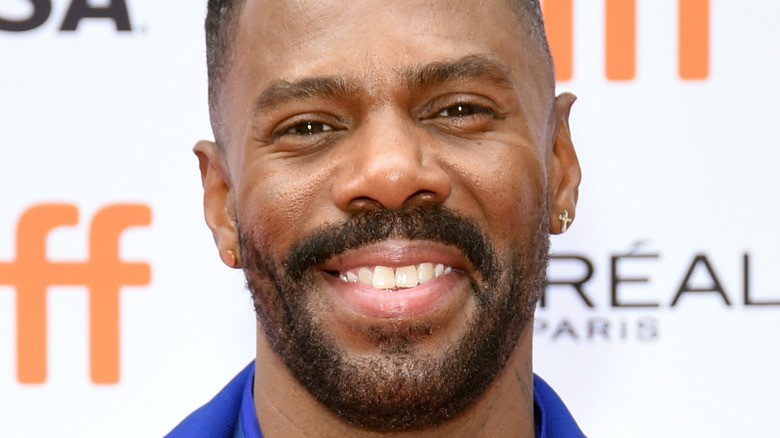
top-left (205, 0), bottom-right (245, 128)
top-left (204, 0), bottom-right (552, 127)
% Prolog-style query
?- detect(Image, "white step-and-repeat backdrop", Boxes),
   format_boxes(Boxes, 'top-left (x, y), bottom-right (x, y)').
top-left (2, 1), bottom-right (778, 436)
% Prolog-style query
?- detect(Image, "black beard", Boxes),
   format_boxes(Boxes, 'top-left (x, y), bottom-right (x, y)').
top-left (240, 204), bottom-right (548, 431)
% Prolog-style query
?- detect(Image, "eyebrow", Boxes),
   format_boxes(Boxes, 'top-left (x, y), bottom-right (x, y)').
top-left (251, 55), bottom-right (515, 114)
top-left (252, 76), bottom-right (360, 114)
top-left (406, 55), bottom-right (516, 91)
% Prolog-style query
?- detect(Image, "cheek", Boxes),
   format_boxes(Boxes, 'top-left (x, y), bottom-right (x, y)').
top-left (236, 159), bottom-right (336, 257)
top-left (444, 142), bottom-right (548, 238)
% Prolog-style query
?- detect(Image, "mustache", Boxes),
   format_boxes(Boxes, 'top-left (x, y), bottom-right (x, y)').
top-left (284, 205), bottom-right (497, 282)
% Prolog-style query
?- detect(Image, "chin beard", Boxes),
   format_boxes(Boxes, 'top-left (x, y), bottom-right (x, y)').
top-left (240, 204), bottom-right (549, 430)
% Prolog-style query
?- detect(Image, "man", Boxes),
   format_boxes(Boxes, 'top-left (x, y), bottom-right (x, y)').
top-left (169, 0), bottom-right (584, 436)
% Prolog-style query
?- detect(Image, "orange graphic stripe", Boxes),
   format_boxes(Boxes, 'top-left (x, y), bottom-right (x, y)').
top-left (542, 0), bottom-right (573, 81)
top-left (606, 0), bottom-right (636, 80)
top-left (679, 0), bottom-right (709, 79)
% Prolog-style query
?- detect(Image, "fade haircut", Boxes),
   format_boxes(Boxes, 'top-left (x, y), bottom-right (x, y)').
top-left (204, 0), bottom-right (552, 135)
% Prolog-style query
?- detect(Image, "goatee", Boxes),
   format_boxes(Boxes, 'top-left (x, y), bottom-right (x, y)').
top-left (240, 204), bottom-right (549, 430)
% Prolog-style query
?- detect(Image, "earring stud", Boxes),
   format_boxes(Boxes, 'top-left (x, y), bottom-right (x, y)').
top-left (558, 210), bottom-right (572, 233)
top-left (222, 249), bottom-right (239, 268)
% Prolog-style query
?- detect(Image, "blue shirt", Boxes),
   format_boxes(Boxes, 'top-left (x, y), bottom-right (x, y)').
top-left (167, 362), bottom-right (586, 438)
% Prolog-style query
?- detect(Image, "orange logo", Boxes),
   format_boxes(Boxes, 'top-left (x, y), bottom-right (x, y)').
top-left (542, 0), bottom-right (710, 80)
top-left (0, 203), bottom-right (151, 384)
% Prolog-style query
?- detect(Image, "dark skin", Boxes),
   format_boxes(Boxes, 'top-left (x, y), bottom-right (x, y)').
top-left (195, 0), bottom-right (581, 436)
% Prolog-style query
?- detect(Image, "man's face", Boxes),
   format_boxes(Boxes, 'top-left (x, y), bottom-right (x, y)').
top-left (199, 0), bottom-right (579, 431)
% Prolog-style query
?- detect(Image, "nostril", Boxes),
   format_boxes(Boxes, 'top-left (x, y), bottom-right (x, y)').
top-left (402, 190), bottom-right (440, 208)
top-left (347, 197), bottom-right (383, 212)
top-left (415, 191), bottom-right (437, 202)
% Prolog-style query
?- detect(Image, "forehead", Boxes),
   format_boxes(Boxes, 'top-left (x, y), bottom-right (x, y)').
top-left (237, 0), bottom-right (539, 74)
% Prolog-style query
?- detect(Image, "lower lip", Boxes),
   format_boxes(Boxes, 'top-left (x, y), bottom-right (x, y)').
top-left (323, 272), bottom-right (468, 319)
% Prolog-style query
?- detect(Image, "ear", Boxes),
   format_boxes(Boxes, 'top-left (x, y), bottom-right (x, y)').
top-left (547, 92), bottom-right (582, 234)
top-left (194, 140), bottom-right (241, 268)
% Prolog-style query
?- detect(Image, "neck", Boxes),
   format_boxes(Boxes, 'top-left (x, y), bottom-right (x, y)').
top-left (253, 325), bottom-right (537, 438)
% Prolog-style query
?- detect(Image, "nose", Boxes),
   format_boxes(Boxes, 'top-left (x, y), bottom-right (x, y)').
top-left (331, 111), bottom-right (451, 212)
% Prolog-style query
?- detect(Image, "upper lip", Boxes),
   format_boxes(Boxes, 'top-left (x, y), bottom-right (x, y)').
top-left (315, 239), bottom-right (472, 274)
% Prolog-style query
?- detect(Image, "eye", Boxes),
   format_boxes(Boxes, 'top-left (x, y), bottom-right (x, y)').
top-left (281, 121), bottom-right (334, 136)
top-left (265, 115), bottom-right (345, 155)
top-left (435, 103), bottom-right (493, 118)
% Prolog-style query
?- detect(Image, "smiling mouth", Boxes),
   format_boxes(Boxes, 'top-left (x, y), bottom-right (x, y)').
top-left (332, 263), bottom-right (455, 290)
top-left (312, 237), bottom-right (475, 318)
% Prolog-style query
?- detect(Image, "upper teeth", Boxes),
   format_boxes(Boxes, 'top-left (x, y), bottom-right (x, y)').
top-left (339, 263), bottom-right (452, 290)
